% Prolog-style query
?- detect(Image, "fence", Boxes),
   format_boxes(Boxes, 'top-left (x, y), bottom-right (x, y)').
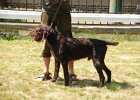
top-left (0, 0), bottom-right (140, 14)
top-left (1, 9), bottom-right (140, 25)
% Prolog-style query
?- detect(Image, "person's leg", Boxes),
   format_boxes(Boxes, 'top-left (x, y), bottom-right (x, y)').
top-left (37, 39), bottom-right (52, 81)
top-left (36, 12), bottom-right (52, 81)
top-left (42, 39), bottom-right (50, 74)
top-left (43, 57), bottom-right (50, 73)
top-left (68, 61), bottom-right (78, 85)
top-left (68, 61), bottom-right (74, 74)
top-left (36, 58), bottom-right (51, 81)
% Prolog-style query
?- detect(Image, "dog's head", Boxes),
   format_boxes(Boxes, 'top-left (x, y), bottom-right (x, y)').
top-left (29, 24), bottom-right (50, 42)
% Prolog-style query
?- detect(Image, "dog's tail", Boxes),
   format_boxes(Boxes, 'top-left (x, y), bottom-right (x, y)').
top-left (105, 41), bottom-right (119, 46)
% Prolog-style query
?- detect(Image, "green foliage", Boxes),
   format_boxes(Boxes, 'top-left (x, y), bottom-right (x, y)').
top-left (0, 34), bottom-right (32, 41)
top-left (1, 34), bottom-right (17, 41)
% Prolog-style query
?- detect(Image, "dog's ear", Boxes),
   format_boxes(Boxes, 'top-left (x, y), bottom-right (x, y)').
top-left (28, 24), bottom-right (50, 41)
top-left (28, 25), bottom-right (42, 36)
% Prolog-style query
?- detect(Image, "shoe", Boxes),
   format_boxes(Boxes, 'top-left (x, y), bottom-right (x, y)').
top-left (69, 74), bottom-right (78, 85)
top-left (36, 72), bottom-right (52, 81)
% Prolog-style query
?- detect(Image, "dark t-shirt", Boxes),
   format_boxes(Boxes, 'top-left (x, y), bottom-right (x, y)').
top-left (42, 0), bottom-right (71, 16)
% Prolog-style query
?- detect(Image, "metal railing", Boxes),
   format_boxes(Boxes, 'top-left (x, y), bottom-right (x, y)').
top-left (0, 0), bottom-right (140, 14)
top-left (0, 0), bottom-right (41, 11)
top-left (1, 10), bottom-right (140, 25)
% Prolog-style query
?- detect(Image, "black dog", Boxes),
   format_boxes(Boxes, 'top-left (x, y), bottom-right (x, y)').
top-left (32, 25), bottom-right (119, 87)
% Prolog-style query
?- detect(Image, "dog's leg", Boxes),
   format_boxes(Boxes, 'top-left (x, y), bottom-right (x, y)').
top-left (92, 58), bottom-right (105, 87)
top-left (52, 59), bottom-right (60, 82)
top-left (102, 63), bottom-right (111, 83)
top-left (100, 46), bottom-right (111, 83)
top-left (98, 56), bottom-right (111, 83)
top-left (61, 60), bottom-right (69, 86)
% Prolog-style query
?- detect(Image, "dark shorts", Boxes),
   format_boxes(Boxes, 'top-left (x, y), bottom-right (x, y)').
top-left (41, 12), bottom-right (72, 57)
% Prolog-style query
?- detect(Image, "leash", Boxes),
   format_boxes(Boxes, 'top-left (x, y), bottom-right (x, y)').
top-left (42, 0), bottom-right (63, 41)
top-left (50, 0), bottom-right (63, 28)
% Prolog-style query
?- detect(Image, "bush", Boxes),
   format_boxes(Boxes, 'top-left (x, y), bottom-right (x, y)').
top-left (0, 34), bottom-right (18, 41)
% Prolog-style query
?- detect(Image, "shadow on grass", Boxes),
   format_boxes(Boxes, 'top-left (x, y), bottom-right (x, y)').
top-left (55, 78), bottom-right (134, 91)
top-left (105, 81), bottom-right (134, 91)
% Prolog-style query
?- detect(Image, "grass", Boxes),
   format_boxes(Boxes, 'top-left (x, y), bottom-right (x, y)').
top-left (0, 32), bottom-right (140, 100)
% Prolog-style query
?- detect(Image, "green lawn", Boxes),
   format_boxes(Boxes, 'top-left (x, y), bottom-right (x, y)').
top-left (0, 33), bottom-right (140, 100)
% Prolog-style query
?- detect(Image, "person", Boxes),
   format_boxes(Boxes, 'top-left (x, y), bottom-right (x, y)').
top-left (136, 3), bottom-right (140, 14)
top-left (36, 0), bottom-right (78, 85)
